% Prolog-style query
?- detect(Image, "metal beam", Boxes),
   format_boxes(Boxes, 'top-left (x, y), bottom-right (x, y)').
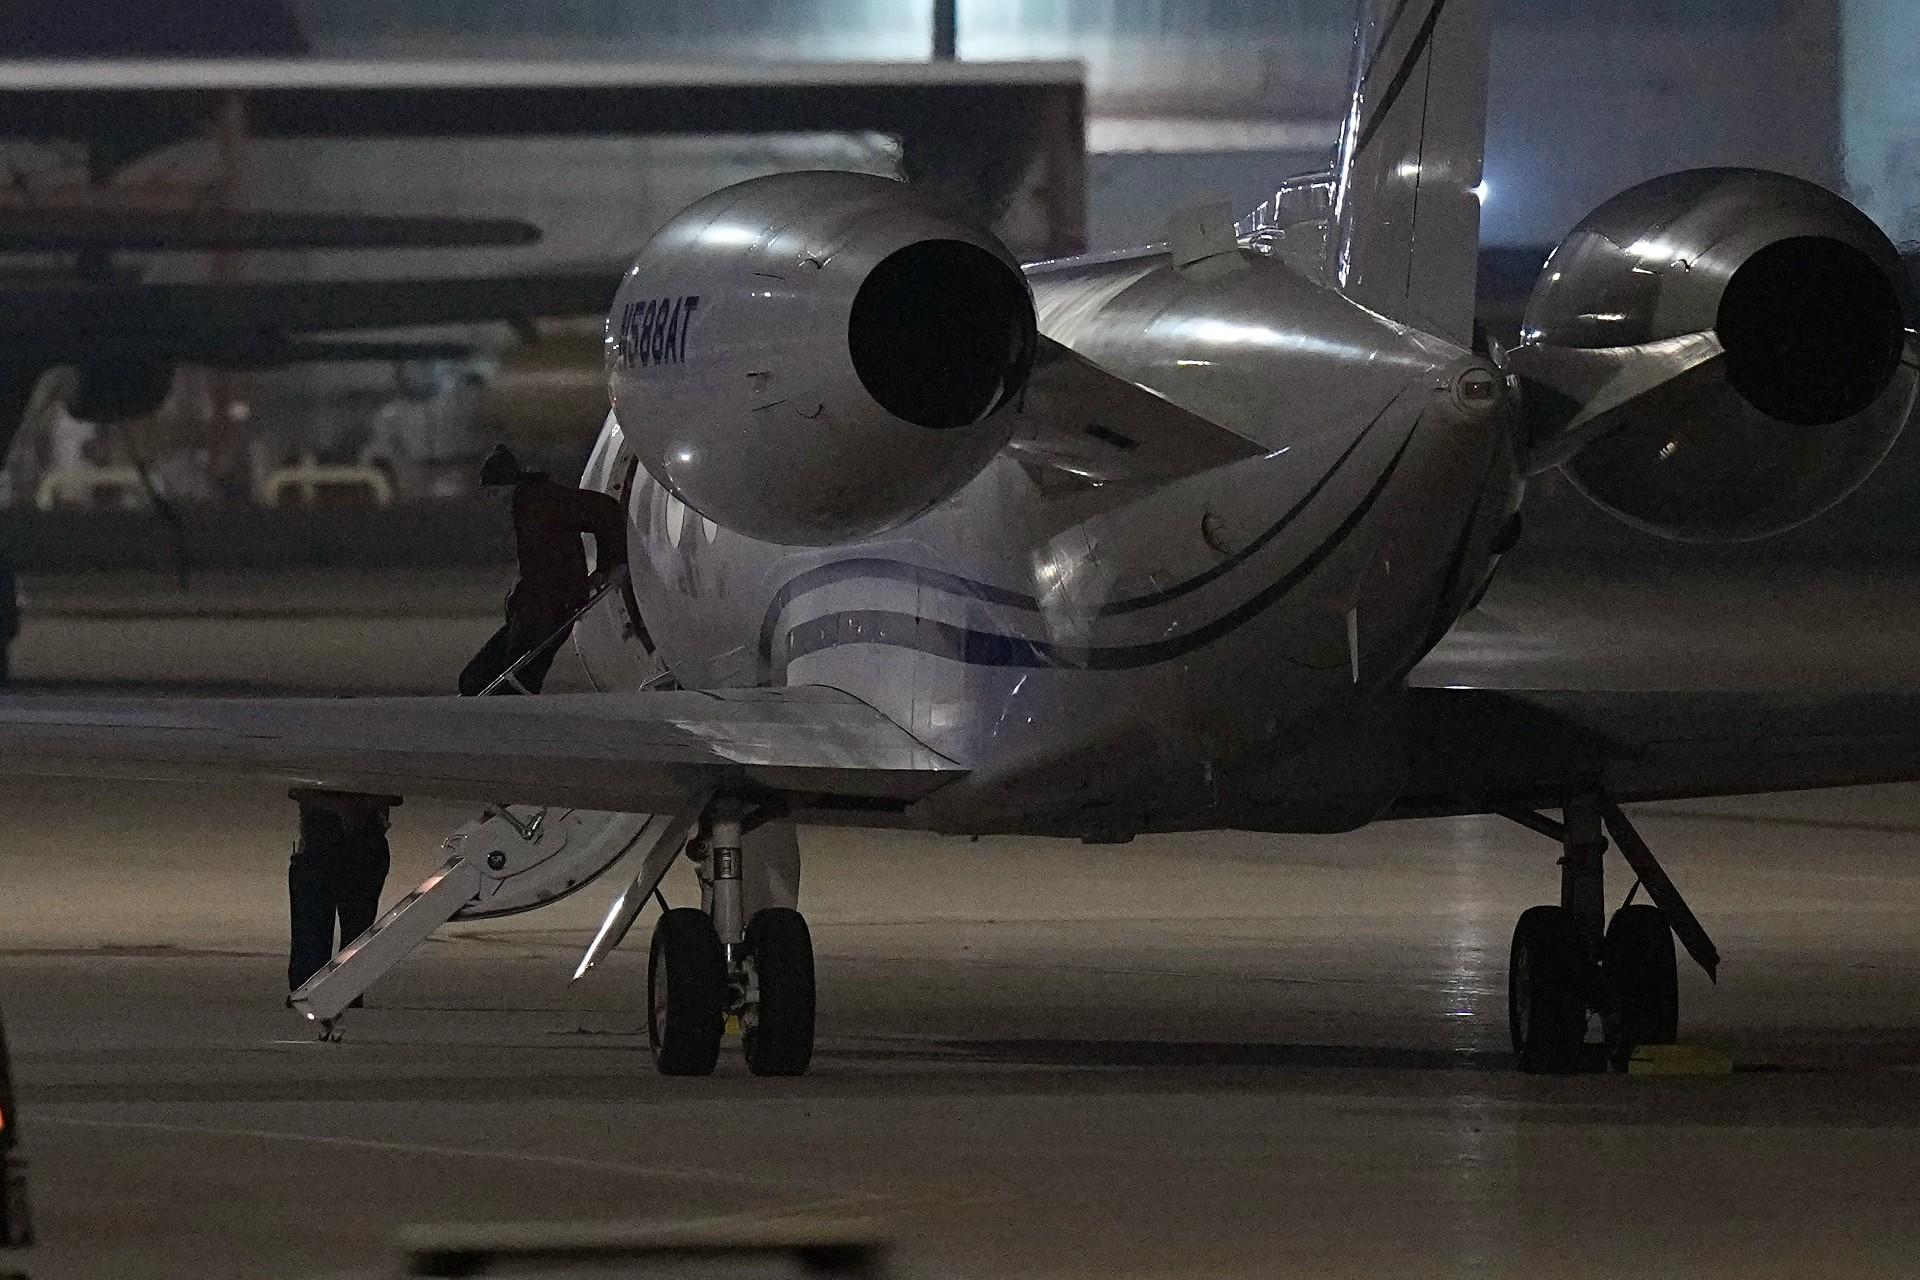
top-left (1599, 797), bottom-right (1722, 982)
top-left (933, 0), bottom-right (958, 60)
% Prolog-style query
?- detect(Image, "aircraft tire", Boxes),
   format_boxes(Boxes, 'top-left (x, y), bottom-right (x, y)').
top-left (743, 907), bottom-right (815, 1077)
top-left (1509, 905), bottom-right (1587, 1074)
top-left (1603, 904), bottom-right (1679, 1069)
top-left (648, 908), bottom-right (726, 1076)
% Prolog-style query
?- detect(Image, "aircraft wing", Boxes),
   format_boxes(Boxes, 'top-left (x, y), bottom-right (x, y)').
top-left (0, 688), bottom-right (961, 815)
top-left (1398, 556), bottom-right (1920, 814)
top-left (1394, 687), bottom-right (1920, 817)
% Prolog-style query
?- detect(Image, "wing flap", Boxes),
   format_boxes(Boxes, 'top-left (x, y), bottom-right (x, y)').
top-left (0, 687), bottom-right (962, 813)
top-left (1005, 336), bottom-right (1268, 485)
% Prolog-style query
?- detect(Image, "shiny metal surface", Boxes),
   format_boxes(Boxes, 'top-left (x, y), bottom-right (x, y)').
top-left (1003, 336), bottom-right (1268, 485)
top-left (1514, 169), bottom-right (1919, 541)
top-left (1521, 170), bottom-right (1909, 349)
top-left (1331, 0), bottom-right (1491, 346)
top-left (605, 171), bottom-right (1034, 546)
top-left (585, 214), bottom-right (1516, 834)
top-left (574, 3), bottom-right (1521, 837)
top-left (446, 807), bottom-right (662, 920)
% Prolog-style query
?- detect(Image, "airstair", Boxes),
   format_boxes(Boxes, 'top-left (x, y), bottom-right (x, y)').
top-left (290, 578), bottom-right (689, 1036)
top-left (475, 575), bottom-right (615, 695)
top-left (290, 804), bottom-right (698, 1034)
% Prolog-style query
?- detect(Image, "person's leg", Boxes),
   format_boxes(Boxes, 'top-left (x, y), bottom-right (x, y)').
top-left (458, 622), bottom-right (517, 695)
top-left (334, 826), bottom-right (392, 1010)
top-left (503, 603), bottom-right (574, 694)
top-left (336, 828), bottom-right (391, 947)
top-left (287, 811), bottom-right (347, 991)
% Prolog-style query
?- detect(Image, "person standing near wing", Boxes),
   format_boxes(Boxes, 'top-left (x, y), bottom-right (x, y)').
top-left (459, 445), bottom-right (629, 696)
top-left (286, 789), bottom-right (398, 999)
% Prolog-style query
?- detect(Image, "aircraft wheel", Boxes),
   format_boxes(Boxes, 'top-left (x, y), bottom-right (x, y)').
top-left (648, 907), bottom-right (726, 1076)
top-left (1509, 905), bottom-right (1587, 1074)
top-left (743, 907), bottom-right (815, 1077)
top-left (1603, 904), bottom-right (1679, 1070)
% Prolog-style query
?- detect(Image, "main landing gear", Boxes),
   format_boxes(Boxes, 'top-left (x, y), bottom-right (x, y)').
top-left (1498, 794), bottom-right (1719, 1073)
top-left (646, 799), bottom-right (816, 1077)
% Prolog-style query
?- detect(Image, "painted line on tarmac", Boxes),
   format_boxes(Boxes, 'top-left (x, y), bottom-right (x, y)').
top-left (35, 1114), bottom-right (812, 1196)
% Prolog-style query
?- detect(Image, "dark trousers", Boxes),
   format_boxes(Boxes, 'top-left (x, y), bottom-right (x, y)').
top-left (458, 595), bottom-right (576, 696)
top-left (288, 814), bottom-right (392, 991)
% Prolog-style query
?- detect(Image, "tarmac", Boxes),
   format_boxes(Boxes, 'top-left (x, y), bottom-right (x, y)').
top-left (2, 563), bottom-right (1920, 1278)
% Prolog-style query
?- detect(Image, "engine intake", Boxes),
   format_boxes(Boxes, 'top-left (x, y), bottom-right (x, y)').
top-left (1715, 234), bottom-right (1905, 428)
top-left (1514, 169), bottom-right (1918, 542)
top-left (607, 172), bottom-right (1036, 546)
top-left (849, 238), bottom-right (1031, 431)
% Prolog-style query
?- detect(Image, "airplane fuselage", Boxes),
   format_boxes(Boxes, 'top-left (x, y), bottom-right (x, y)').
top-left (576, 245), bottom-right (1521, 838)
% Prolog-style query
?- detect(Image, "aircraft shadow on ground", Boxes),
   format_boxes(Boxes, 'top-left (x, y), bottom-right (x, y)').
top-left (909, 1038), bottom-right (1509, 1072)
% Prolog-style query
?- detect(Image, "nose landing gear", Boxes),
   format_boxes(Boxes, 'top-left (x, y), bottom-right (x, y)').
top-left (643, 798), bottom-right (816, 1078)
top-left (1497, 794), bottom-right (1717, 1073)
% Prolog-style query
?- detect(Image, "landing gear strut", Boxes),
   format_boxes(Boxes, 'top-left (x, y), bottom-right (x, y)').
top-left (644, 798), bottom-right (815, 1077)
top-left (1499, 794), bottom-right (1718, 1073)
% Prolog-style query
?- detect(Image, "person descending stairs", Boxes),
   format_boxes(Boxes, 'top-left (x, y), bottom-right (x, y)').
top-left (459, 444), bottom-right (628, 696)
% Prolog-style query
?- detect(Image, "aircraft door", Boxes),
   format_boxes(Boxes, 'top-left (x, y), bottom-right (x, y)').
top-left (572, 410), bottom-right (667, 692)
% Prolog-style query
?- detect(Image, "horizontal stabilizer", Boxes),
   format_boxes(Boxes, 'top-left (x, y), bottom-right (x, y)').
top-left (1006, 336), bottom-right (1268, 485)
top-left (0, 208), bottom-right (540, 253)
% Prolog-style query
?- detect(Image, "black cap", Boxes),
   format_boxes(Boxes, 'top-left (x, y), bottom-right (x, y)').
top-left (479, 444), bottom-right (524, 488)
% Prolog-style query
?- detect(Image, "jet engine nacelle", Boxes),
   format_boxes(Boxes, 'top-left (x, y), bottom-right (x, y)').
top-left (605, 171), bottom-right (1037, 546)
top-left (1514, 169), bottom-right (1918, 542)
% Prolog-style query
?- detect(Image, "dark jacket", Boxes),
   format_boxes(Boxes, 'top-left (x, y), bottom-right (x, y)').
top-left (511, 477), bottom-right (628, 608)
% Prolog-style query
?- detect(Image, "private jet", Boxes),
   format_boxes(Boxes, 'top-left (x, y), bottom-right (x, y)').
top-left (3, 0), bottom-right (1916, 1078)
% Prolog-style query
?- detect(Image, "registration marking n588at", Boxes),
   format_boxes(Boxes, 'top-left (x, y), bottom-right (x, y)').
top-left (616, 294), bottom-right (700, 370)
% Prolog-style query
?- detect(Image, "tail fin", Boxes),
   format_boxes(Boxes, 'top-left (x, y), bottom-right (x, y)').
top-left (1329, 0), bottom-right (1492, 347)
